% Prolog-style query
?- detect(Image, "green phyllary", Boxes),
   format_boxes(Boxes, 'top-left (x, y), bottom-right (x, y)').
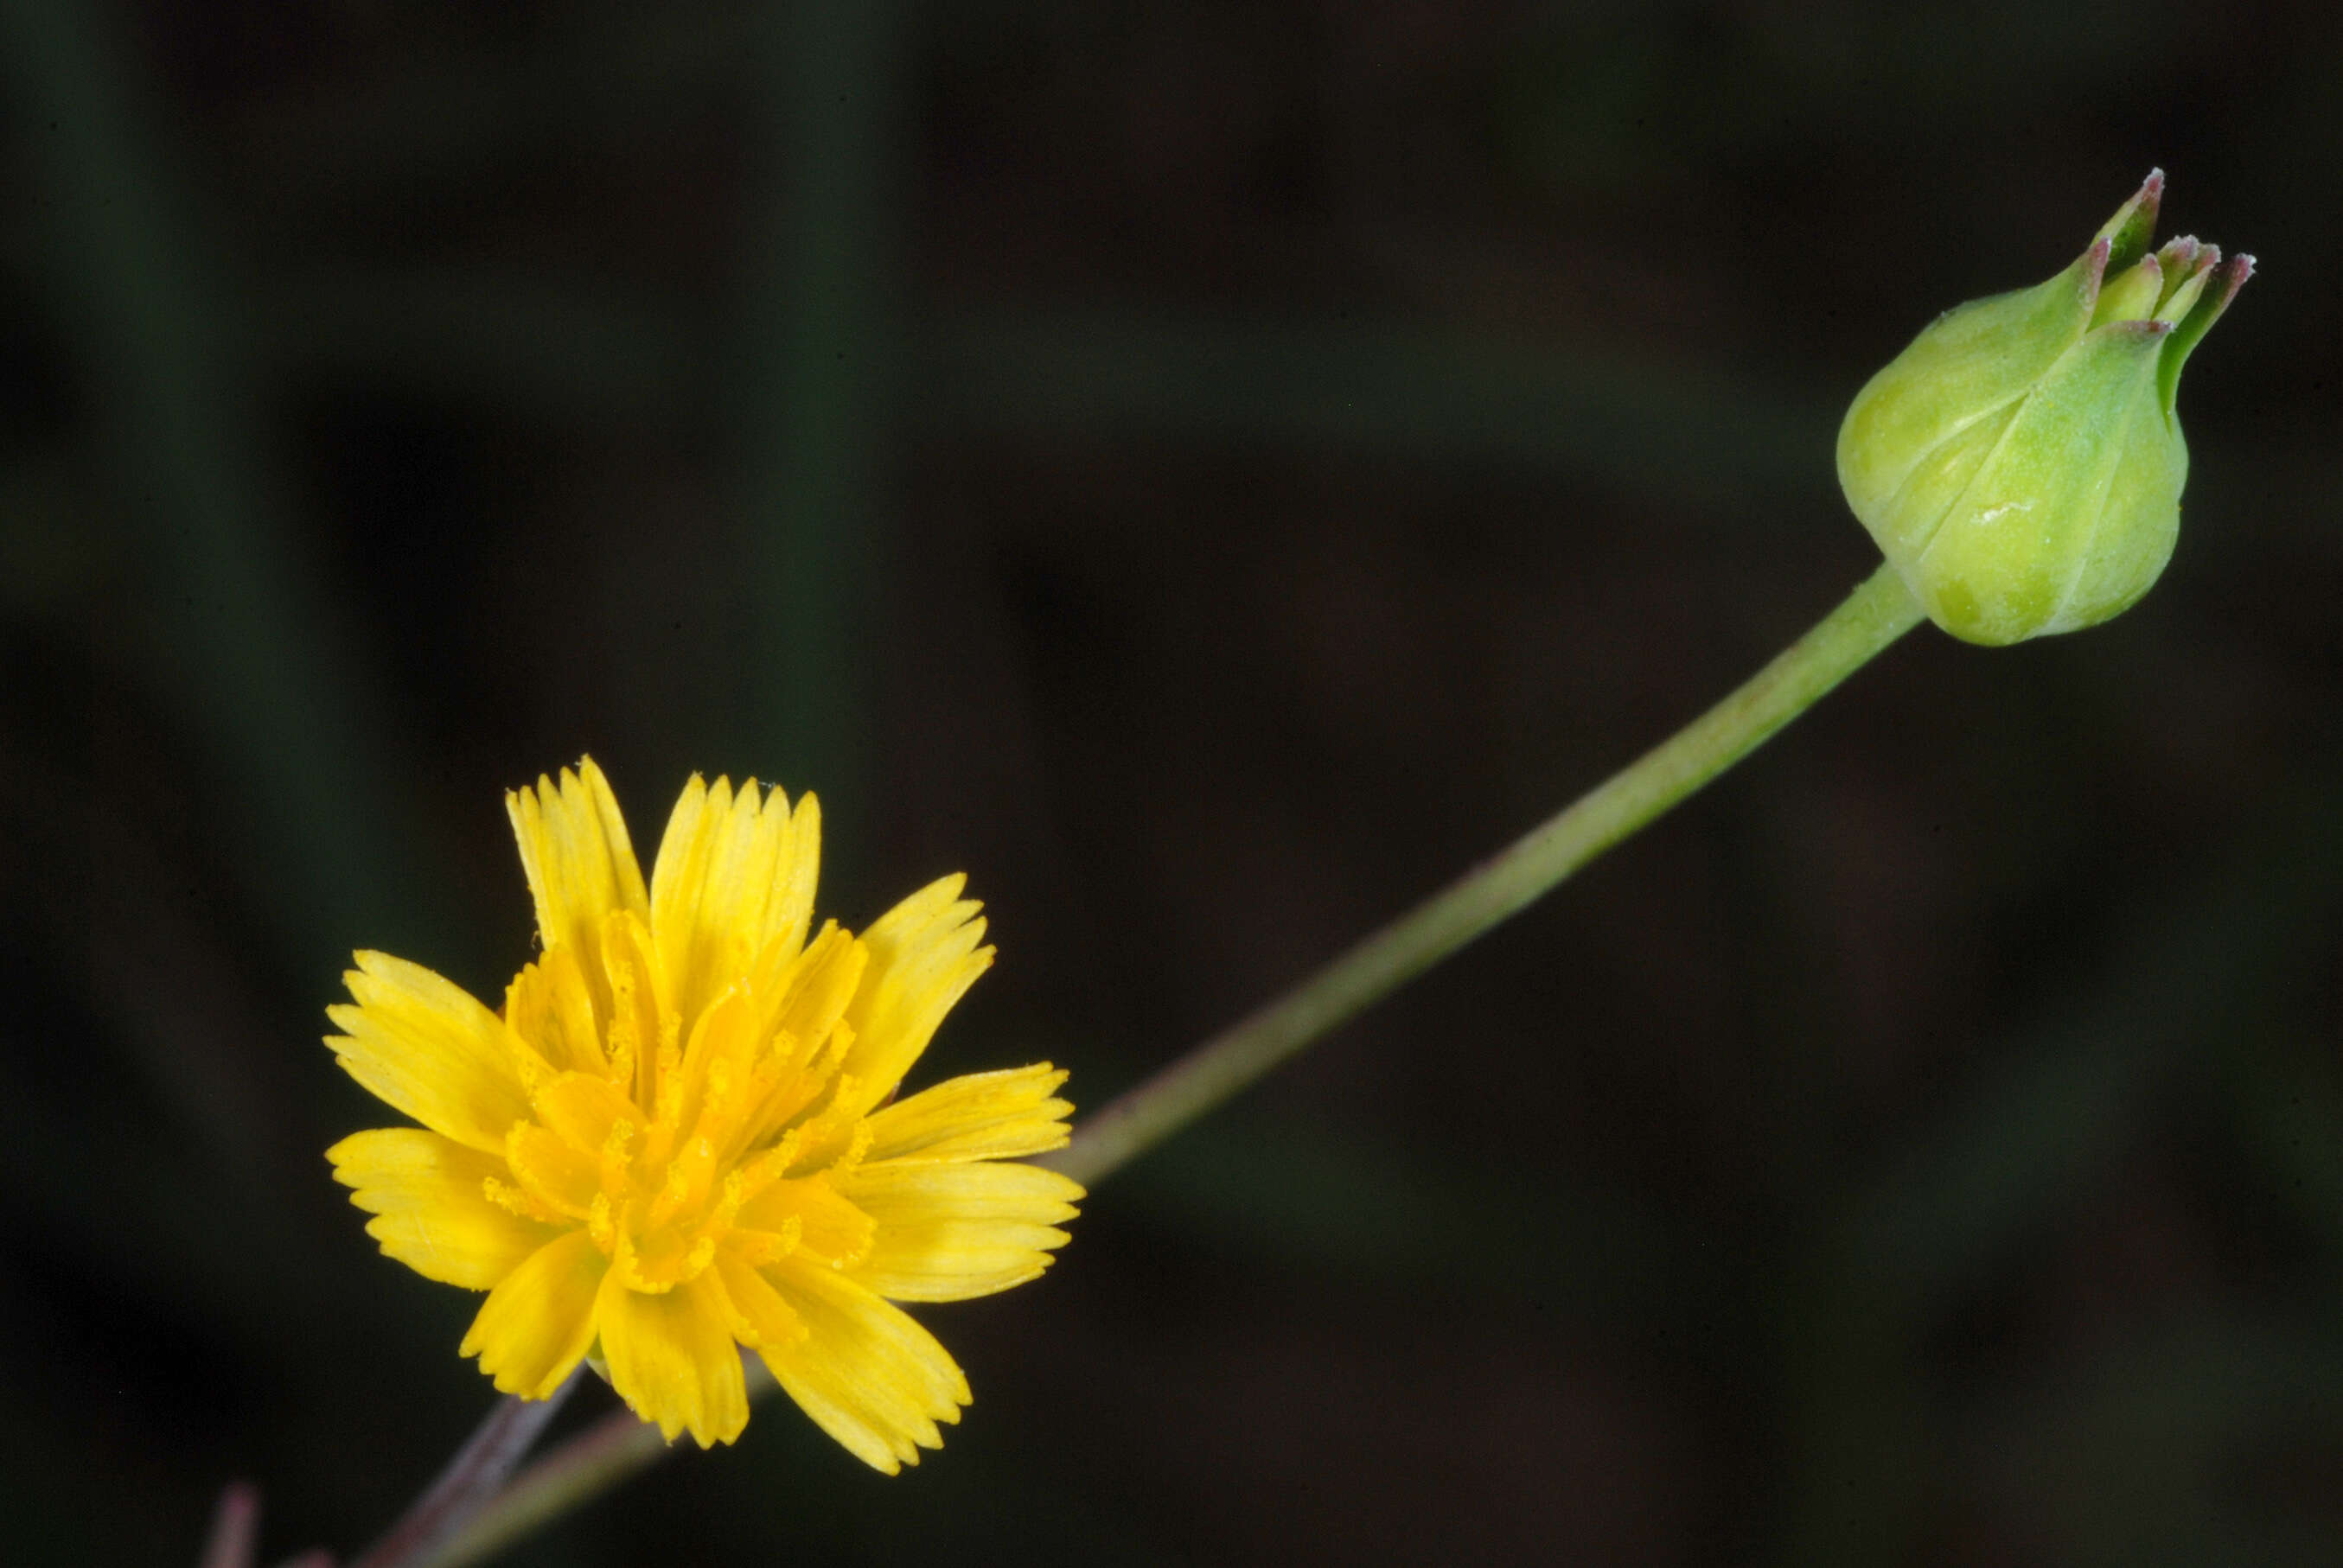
top-left (1837, 172), bottom-right (2251, 645)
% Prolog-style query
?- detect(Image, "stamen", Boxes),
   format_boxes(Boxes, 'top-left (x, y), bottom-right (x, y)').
top-left (650, 1005), bottom-right (680, 1112)
top-left (600, 1118), bottom-right (636, 1196)
top-left (827, 1012), bottom-right (859, 1060)
top-left (482, 1176), bottom-right (562, 1224)
top-left (607, 965), bottom-right (640, 1068)
top-left (732, 1128), bottom-right (804, 1204)
top-left (703, 1057), bottom-right (737, 1122)
top-left (650, 1152), bottom-right (694, 1228)
top-left (651, 1026), bottom-right (684, 1122)
top-left (710, 1168), bottom-right (747, 1231)
top-left (777, 1079), bottom-right (868, 1178)
top-left (830, 1119), bottom-right (875, 1178)
top-left (588, 1190), bottom-right (616, 1252)
top-left (728, 1214), bottom-right (803, 1265)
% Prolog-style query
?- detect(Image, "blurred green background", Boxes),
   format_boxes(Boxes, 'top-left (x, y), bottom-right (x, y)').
top-left (3, 2), bottom-right (2340, 1564)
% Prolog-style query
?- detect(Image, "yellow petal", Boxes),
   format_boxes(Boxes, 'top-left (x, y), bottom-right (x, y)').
top-left (831, 875), bottom-right (992, 1120)
top-left (710, 1247), bottom-right (808, 1348)
top-left (728, 927), bottom-right (869, 1152)
top-left (327, 953), bottom-right (531, 1152)
top-left (597, 1270), bottom-right (750, 1446)
top-left (649, 775), bottom-right (819, 1029)
top-left (840, 1159), bottom-right (1082, 1302)
top-left (751, 922), bottom-right (866, 1073)
top-left (737, 1176), bottom-right (875, 1269)
top-left (506, 1123), bottom-right (598, 1219)
top-left (863, 1064), bottom-right (1074, 1163)
top-left (461, 1229), bottom-right (608, 1399)
top-left (327, 1128), bottom-right (558, 1288)
top-left (601, 909), bottom-right (675, 1110)
top-left (665, 985), bottom-right (759, 1146)
top-left (530, 1071), bottom-right (636, 1155)
top-left (760, 1259), bottom-right (969, 1474)
top-left (506, 759), bottom-right (649, 1008)
top-left (505, 945), bottom-right (607, 1078)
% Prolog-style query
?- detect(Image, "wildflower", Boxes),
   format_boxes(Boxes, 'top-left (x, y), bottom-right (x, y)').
top-left (1837, 170), bottom-right (2251, 644)
top-left (326, 760), bottom-right (1081, 1469)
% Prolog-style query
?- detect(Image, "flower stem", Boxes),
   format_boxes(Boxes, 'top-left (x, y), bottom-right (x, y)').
top-left (198, 1482), bottom-right (259, 1568)
top-left (408, 560), bottom-right (1924, 1567)
top-left (408, 1411), bottom-right (662, 1568)
top-left (348, 1369), bottom-right (582, 1568)
top-left (1043, 560), bottom-right (1925, 1187)
top-left (416, 1361), bottom-right (775, 1568)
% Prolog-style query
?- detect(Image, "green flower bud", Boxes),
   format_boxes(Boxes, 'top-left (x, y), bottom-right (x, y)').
top-left (1837, 172), bottom-right (2251, 645)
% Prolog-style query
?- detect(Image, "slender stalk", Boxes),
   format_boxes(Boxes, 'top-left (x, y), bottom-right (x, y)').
top-left (408, 1411), bottom-right (662, 1568)
top-left (349, 1371), bottom-right (581, 1568)
top-left (198, 1482), bottom-right (259, 1568)
top-left (414, 562), bottom-right (1925, 1566)
top-left (418, 1361), bottom-right (774, 1568)
top-left (1044, 561), bottom-right (1925, 1186)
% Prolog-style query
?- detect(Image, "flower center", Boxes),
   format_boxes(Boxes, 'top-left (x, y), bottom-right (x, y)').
top-left (486, 912), bottom-right (878, 1291)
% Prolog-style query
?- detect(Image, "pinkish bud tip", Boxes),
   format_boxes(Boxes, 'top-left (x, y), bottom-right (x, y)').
top-left (2202, 252), bottom-right (2255, 312)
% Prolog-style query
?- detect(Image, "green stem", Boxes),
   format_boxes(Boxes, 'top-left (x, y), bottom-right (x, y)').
top-left (353, 1373), bottom-right (580, 1568)
top-left (413, 561), bottom-right (1924, 1567)
top-left (409, 1412), bottom-right (661, 1568)
top-left (1043, 560), bottom-right (1925, 1188)
top-left (412, 1364), bottom-right (772, 1568)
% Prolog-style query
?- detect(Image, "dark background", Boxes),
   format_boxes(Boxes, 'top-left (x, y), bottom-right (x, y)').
top-left (3, 2), bottom-right (2340, 1564)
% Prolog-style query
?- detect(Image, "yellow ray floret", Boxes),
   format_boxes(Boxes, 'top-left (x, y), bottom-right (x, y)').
top-left (325, 758), bottom-right (1081, 1466)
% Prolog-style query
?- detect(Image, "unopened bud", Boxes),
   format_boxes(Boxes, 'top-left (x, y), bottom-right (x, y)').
top-left (1837, 172), bottom-right (2250, 645)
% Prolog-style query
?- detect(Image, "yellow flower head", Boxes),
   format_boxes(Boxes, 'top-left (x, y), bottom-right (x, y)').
top-left (324, 759), bottom-right (1081, 1469)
